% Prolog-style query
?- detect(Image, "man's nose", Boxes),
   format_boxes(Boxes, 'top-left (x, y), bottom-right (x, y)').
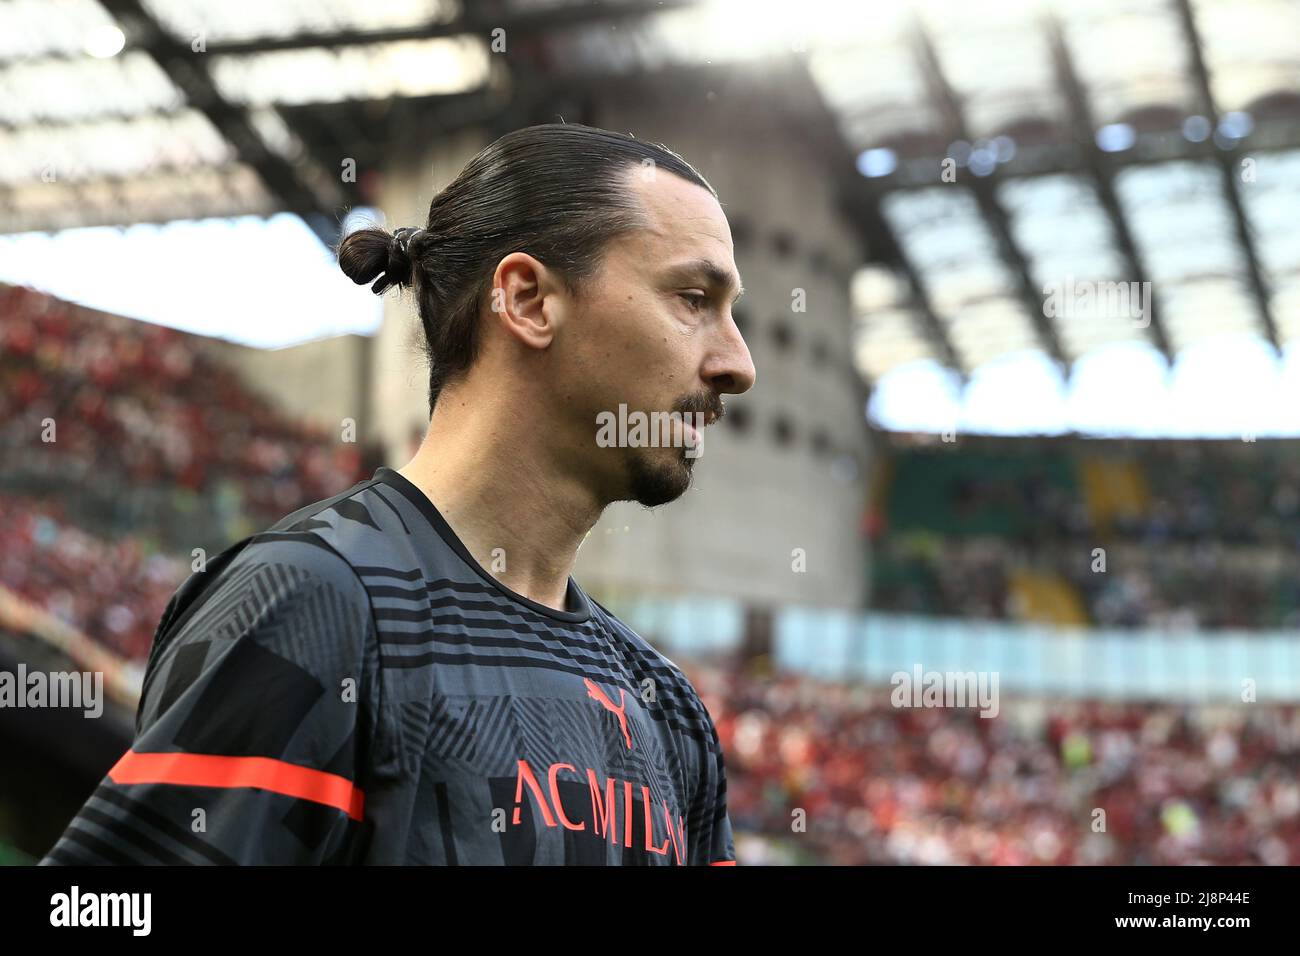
top-left (705, 322), bottom-right (757, 396)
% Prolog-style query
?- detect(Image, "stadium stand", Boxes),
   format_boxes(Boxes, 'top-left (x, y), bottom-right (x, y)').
top-left (0, 282), bottom-right (388, 706)
top-left (870, 435), bottom-right (1300, 630)
top-left (0, 283), bottom-right (379, 545)
top-left (0, 282), bottom-right (381, 664)
top-left (687, 661), bottom-right (1300, 865)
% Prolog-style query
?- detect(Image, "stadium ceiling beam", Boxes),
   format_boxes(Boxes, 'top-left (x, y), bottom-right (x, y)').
top-left (1045, 16), bottom-right (1175, 365)
top-left (97, 0), bottom-right (347, 248)
top-left (910, 20), bottom-right (1070, 374)
top-left (279, 88), bottom-right (511, 187)
top-left (267, 0), bottom-right (699, 181)
top-left (88, 0), bottom-right (701, 248)
top-left (0, 168), bottom-right (269, 233)
top-left (1172, 0), bottom-right (1281, 353)
top-left (839, 190), bottom-right (968, 382)
top-left (112, 0), bottom-right (701, 57)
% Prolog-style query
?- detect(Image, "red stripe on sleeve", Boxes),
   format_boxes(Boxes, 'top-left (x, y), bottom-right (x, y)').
top-left (109, 750), bottom-right (365, 821)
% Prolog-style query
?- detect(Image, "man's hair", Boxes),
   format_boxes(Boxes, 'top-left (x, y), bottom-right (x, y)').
top-left (337, 123), bottom-right (717, 415)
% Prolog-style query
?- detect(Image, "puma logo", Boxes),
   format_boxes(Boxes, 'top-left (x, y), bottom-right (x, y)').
top-left (583, 678), bottom-right (632, 750)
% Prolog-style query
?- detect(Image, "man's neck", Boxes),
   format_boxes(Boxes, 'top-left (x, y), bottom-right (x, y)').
top-left (397, 386), bottom-right (604, 612)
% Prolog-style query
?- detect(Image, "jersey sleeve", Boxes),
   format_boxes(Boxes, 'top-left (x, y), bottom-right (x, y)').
top-left (692, 718), bottom-right (738, 866)
top-left (40, 534), bottom-right (380, 866)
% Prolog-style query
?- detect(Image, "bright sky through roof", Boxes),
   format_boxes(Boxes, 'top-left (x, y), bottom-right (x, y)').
top-left (868, 338), bottom-right (1300, 438)
top-left (0, 213), bottom-right (382, 347)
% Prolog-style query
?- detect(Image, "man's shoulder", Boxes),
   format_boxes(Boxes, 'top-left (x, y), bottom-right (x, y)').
top-left (588, 596), bottom-right (678, 666)
top-left (151, 478), bottom-right (403, 649)
top-left (136, 492), bottom-right (391, 726)
top-left (587, 596), bottom-right (715, 722)
top-left (222, 530), bottom-right (367, 600)
top-left (250, 472), bottom-right (428, 580)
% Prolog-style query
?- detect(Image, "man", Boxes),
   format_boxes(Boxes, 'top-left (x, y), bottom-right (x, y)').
top-left (43, 123), bottom-right (755, 865)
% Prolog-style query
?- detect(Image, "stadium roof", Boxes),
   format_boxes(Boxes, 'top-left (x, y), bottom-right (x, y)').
top-left (3, 0), bottom-right (1299, 388)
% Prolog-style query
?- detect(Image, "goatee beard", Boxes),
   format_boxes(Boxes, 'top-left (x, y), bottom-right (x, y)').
top-left (627, 447), bottom-right (696, 507)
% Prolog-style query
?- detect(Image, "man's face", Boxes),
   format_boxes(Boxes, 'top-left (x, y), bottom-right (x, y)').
top-left (558, 167), bottom-right (757, 507)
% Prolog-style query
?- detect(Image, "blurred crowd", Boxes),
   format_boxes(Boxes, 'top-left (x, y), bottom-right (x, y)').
top-left (688, 662), bottom-right (1300, 865)
top-left (0, 283), bottom-right (381, 661)
top-left (871, 438), bottom-right (1300, 630)
top-left (873, 537), bottom-right (1300, 630)
top-left (1119, 445), bottom-right (1300, 548)
top-left (0, 284), bottom-right (374, 520)
top-left (0, 494), bottom-right (185, 661)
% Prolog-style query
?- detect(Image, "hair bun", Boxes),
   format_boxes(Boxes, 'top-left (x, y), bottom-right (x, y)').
top-left (371, 227), bottom-right (422, 295)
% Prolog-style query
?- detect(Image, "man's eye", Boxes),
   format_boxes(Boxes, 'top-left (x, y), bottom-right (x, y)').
top-left (679, 293), bottom-right (709, 311)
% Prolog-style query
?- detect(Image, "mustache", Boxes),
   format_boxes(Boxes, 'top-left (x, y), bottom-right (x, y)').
top-left (670, 391), bottom-right (725, 423)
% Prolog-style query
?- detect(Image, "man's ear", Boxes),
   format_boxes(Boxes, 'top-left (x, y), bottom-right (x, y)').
top-left (491, 251), bottom-right (562, 352)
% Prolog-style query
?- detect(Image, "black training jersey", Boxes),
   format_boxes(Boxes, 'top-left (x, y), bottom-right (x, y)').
top-left (41, 467), bottom-right (736, 866)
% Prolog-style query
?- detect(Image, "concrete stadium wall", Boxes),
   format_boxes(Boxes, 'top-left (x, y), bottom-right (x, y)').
top-left (198, 332), bottom-right (372, 436)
